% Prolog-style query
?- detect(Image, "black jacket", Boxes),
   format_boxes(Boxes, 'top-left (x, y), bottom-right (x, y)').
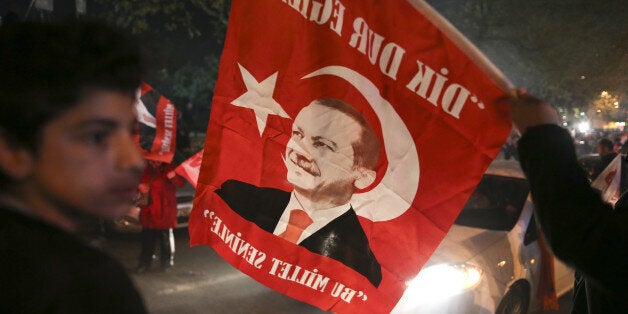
top-left (216, 179), bottom-right (382, 287)
top-left (0, 207), bottom-right (147, 314)
top-left (518, 125), bottom-right (628, 313)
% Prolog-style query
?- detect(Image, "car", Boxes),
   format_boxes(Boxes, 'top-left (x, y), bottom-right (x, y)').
top-left (105, 182), bottom-right (195, 233)
top-left (392, 159), bottom-right (574, 314)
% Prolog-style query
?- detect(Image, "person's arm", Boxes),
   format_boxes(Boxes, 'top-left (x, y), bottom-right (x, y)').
top-left (510, 90), bottom-right (628, 294)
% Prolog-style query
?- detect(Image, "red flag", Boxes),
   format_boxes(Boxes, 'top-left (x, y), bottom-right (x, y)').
top-left (135, 82), bottom-right (178, 163)
top-left (175, 149), bottom-right (204, 188)
top-left (190, 1), bottom-right (511, 312)
top-left (591, 154), bottom-right (622, 205)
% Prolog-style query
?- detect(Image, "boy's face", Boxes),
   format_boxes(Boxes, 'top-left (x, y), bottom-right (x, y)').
top-left (27, 89), bottom-right (144, 221)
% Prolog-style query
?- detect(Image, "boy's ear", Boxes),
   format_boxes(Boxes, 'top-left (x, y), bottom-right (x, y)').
top-left (0, 137), bottom-right (33, 181)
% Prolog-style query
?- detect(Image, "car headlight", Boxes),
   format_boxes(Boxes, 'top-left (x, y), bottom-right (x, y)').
top-left (405, 263), bottom-right (483, 303)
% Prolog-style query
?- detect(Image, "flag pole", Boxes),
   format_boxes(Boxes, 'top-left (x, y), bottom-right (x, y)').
top-left (406, 0), bottom-right (515, 93)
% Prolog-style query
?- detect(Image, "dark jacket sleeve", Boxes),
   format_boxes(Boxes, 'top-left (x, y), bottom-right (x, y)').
top-left (517, 124), bottom-right (628, 295)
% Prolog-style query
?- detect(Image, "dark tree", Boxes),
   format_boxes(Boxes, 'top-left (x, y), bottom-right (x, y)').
top-left (426, 0), bottom-right (627, 112)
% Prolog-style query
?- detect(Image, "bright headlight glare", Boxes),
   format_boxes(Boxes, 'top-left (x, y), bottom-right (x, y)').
top-left (577, 121), bottom-right (590, 133)
top-left (404, 263), bottom-right (483, 302)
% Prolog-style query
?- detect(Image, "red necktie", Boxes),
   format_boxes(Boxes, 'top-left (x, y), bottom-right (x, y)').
top-left (279, 209), bottom-right (313, 243)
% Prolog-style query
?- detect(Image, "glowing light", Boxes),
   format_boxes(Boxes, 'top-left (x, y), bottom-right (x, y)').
top-left (400, 263), bottom-right (483, 307)
top-left (578, 121), bottom-right (591, 133)
top-left (497, 260), bottom-right (507, 267)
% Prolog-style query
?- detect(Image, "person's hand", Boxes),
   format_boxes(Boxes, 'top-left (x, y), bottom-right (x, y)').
top-left (508, 88), bottom-right (560, 135)
top-left (138, 183), bottom-right (149, 194)
top-left (167, 170), bottom-right (177, 179)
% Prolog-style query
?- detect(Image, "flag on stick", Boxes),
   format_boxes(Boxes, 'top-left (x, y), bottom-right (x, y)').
top-left (190, 0), bottom-right (512, 312)
top-left (135, 82), bottom-right (178, 163)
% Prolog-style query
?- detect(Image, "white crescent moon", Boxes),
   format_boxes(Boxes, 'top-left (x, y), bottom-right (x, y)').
top-left (303, 66), bottom-right (419, 221)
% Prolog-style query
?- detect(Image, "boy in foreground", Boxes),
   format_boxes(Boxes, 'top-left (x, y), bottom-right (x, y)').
top-left (0, 20), bottom-right (148, 313)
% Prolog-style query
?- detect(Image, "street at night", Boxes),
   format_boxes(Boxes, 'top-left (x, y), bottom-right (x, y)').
top-left (101, 228), bottom-right (573, 314)
top-left (103, 228), bottom-right (324, 314)
top-left (2, 1), bottom-right (623, 313)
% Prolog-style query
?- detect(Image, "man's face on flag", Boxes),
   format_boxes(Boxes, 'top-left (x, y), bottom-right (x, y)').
top-left (285, 101), bottom-right (364, 204)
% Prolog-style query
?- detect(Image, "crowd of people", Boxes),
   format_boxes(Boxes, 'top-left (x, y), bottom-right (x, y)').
top-left (573, 130), bottom-right (628, 157)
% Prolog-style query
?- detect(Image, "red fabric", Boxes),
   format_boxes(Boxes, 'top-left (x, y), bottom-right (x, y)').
top-left (134, 82), bottom-right (178, 163)
top-left (139, 163), bottom-right (186, 229)
top-left (174, 149), bottom-right (204, 188)
top-left (537, 236), bottom-right (559, 310)
top-left (279, 210), bottom-right (313, 243)
top-left (190, 0), bottom-right (511, 312)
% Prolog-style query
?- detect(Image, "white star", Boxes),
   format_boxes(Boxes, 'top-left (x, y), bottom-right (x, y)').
top-left (231, 64), bottom-right (290, 136)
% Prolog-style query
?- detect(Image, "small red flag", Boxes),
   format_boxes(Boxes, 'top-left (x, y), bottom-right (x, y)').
top-left (591, 154), bottom-right (622, 205)
top-left (174, 149), bottom-right (204, 188)
top-left (135, 82), bottom-right (178, 163)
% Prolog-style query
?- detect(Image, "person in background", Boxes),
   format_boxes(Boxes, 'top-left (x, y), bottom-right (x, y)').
top-left (136, 159), bottom-right (185, 273)
top-left (508, 88), bottom-right (628, 313)
top-left (0, 20), bottom-right (147, 313)
top-left (591, 138), bottom-right (617, 180)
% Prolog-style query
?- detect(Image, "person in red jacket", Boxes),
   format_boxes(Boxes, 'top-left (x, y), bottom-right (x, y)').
top-left (136, 160), bottom-right (185, 273)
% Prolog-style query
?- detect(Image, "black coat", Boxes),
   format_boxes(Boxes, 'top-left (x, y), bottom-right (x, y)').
top-left (518, 125), bottom-right (628, 313)
top-left (0, 207), bottom-right (147, 314)
top-left (216, 179), bottom-right (382, 287)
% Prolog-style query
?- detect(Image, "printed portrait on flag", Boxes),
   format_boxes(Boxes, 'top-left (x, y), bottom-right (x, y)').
top-left (189, 0), bottom-right (512, 312)
top-left (216, 97), bottom-right (384, 286)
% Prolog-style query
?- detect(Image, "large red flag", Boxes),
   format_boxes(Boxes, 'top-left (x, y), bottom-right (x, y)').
top-left (190, 0), bottom-right (512, 312)
top-left (135, 82), bottom-right (178, 163)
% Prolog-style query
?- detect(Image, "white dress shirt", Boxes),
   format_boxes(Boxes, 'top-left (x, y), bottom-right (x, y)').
top-left (272, 192), bottom-right (351, 243)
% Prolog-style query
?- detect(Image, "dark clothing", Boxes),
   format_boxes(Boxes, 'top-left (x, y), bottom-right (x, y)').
top-left (216, 179), bottom-right (382, 287)
top-left (138, 228), bottom-right (174, 269)
top-left (591, 152), bottom-right (617, 180)
top-left (137, 164), bottom-right (184, 270)
top-left (0, 207), bottom-right (146, 314)
top-left (517, 125), bottom-right (628, 313)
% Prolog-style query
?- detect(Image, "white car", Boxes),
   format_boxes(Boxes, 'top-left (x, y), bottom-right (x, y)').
top-left (393, 160), bottom-right (574, 313)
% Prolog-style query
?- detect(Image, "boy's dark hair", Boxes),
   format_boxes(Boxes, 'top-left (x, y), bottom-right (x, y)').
top-left (0, 19), bottom-right (144, 185)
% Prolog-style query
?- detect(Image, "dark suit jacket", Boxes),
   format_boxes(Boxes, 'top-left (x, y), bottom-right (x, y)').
top-left (216, 179), bottom-right (382, 287)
